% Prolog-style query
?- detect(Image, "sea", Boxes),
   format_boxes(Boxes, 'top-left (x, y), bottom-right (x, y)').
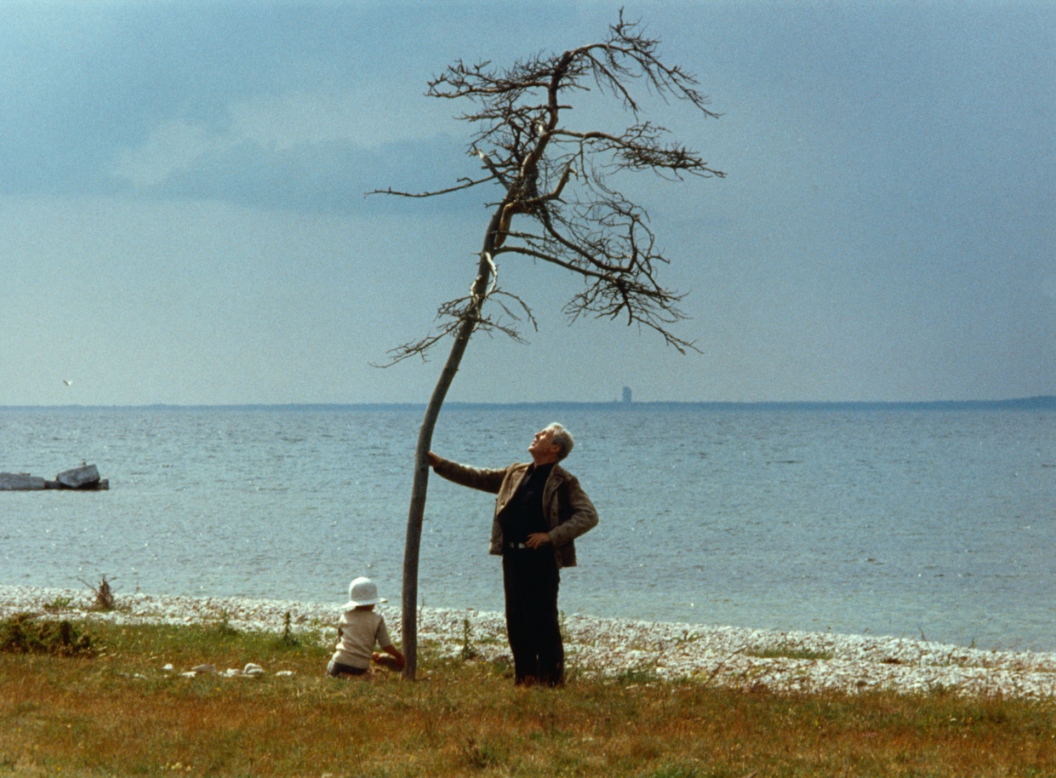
top-left (1, 401), bottom-right (1054, 652)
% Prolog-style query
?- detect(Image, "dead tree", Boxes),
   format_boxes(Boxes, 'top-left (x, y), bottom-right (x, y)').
top-left (373, 13), bottom-right (724, 679)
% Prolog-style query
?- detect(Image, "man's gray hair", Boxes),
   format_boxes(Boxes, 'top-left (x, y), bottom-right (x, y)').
top-left (547, 422), bottom-right (574, 461)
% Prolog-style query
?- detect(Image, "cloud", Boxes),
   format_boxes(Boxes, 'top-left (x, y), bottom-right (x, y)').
top-left (228, 88), bottom-right (456, 151)
top-left (112, 121), bottom-right (218, 188)
top-left (106, 81), bottom-right (477, 214)
top-left (0, 2), bottom-right (477, 209)
top-left (109, 124), bottom-right (483, 215)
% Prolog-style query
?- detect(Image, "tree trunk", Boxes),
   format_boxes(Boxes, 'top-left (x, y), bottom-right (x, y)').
top-left (401, 221), bottom-right (500, 680)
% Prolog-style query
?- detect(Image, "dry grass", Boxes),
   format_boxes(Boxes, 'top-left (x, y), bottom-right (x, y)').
top-left (1, 617), bottom-right (1055, 777)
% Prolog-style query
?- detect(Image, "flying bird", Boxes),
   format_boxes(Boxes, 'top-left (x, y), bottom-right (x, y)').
top-left (63, 379), bottom-right (73, 387)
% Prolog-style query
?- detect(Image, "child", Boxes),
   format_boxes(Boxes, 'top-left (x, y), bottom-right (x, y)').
top-left (327, 577), bottom-right (406, 678)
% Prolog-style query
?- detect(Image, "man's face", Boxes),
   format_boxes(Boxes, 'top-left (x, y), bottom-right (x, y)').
top-left (528, 427), bottom-right (561, 464)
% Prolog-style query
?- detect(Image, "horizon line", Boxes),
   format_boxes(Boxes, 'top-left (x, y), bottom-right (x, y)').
top-left (2, 395), bottom-right (1054, 411)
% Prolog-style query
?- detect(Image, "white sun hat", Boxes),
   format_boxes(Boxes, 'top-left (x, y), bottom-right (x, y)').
top-left (342, 577), bottom-right (386, 609)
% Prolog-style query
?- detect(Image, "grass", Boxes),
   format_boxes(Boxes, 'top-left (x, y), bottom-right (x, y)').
top-left (2, 615), bottom-right (1055, 777)
top-left (743, 644), bottom-right (835, 662)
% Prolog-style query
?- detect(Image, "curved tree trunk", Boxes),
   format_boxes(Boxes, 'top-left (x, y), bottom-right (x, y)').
top-left (401, 218), bottom-right (501, 679)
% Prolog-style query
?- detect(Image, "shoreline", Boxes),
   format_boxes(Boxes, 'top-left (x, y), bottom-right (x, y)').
top-left (3, 584), bottom-right (1055, 698)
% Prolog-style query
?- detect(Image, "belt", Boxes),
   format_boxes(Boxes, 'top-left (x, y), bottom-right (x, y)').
top-left (505, 542), bottom-right (529, 550)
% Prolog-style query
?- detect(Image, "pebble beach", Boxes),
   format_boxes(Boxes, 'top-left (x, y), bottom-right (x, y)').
top-left (4, 584), bottom-right (1055, 699)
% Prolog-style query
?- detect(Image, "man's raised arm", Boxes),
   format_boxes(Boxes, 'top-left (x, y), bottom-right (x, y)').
top-left (427, 452), bottom-right (508, 494)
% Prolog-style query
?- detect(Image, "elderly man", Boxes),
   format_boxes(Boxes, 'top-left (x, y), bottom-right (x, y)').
top-left (428, 422), bottom-right (598, 686)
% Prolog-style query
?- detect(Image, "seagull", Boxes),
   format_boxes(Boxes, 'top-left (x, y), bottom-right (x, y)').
top-left (63, 379), bottom-right (73, 387)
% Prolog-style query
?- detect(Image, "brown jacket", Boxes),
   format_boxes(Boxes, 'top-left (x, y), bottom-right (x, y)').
top-left (431, 457), bottom-right (599, 569)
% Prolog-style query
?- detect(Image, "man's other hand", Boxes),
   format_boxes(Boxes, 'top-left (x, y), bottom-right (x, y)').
top-left (526, 532), bottom-right (551, 549)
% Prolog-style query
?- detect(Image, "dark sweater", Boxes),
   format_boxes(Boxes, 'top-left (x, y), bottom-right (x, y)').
top-left (498, 462), bottom-right (554, 544)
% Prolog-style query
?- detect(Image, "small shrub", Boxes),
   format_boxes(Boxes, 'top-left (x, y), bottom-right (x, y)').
top-left (0, 613), bottom-right (94, 657)
top-left (42, 595), bottom-right (75, 611)
top-left (276, 611), bottom-right (300, 647)
top-left (82, 575), bottom-right (116, 611)
top-left (460, 617), bottom-right (479, 660)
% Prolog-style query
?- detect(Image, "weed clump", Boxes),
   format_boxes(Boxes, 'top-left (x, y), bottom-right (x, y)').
top-left (0, 613), bottom-right (94, 657)
top-left (460, 617), bottom-right (478, 660)
top-left (276, 611), bottom-right (300, 647)
top-left (42, 594), bottom-right (75, 611)
top-left (80, 575), bottom-right (116, 611)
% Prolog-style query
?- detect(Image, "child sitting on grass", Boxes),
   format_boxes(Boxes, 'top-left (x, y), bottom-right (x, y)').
top-left (327, 577), bottom-right (405, 678)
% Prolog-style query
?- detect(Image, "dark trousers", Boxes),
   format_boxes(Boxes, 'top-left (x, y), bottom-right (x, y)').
top-left (502, 548), bottom-right (563, 686)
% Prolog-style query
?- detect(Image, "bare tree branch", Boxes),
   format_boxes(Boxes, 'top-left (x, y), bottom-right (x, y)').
top-left (366, 175), bottom-right (495, 199)
top-left (380, 14), bottom-right (724, 353)
top-left (375, 287), bottom-right (539, 367)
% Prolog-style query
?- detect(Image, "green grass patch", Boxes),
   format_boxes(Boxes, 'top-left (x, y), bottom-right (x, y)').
top-left (743, 643), bottom-right (835, 661)
top-left (41, 595), bottom-right (76, 611)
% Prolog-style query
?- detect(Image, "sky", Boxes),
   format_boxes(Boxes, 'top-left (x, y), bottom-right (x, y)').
top-left (2, 0), bottom-right (1054, 405)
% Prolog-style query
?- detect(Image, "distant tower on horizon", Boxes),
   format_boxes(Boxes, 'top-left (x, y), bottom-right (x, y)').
top-left (622, 386), bottom-right (632, 404)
